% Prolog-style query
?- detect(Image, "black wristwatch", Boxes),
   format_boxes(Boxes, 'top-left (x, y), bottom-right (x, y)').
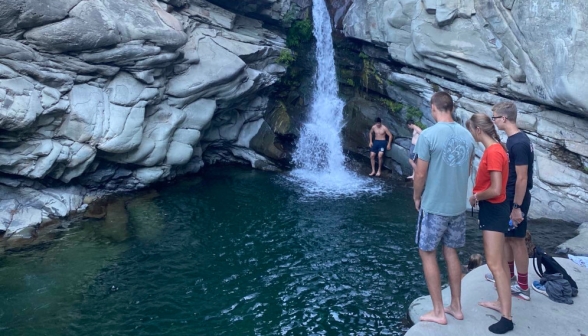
top-left (513, 203), bottom-right (521, 209)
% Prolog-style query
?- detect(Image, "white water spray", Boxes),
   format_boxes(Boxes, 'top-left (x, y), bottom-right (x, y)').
top-left (291, 0), bottom-right (380, 196)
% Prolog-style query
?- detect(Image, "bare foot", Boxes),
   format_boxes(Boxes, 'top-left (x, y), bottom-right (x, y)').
top-left (369, 171), bottom-right (375, 176)
top-left (444, 306), bottom-right (464, 320)
top-left (479, 300), bottom-right (501, 313)
top-left (376, 171), bottom-right (381, 177)
top-left (419, 310), bottom-right (447, 325)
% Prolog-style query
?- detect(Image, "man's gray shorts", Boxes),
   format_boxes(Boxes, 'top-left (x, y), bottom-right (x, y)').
top-left (415, 210), bottom-right (466, 251)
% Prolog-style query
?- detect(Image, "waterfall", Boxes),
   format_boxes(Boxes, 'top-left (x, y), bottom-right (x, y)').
top-left (290, 0), bottom-right (380, 196)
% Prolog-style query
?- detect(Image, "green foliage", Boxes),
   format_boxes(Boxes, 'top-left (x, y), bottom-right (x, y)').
top-left (406, 106), bottom-right (423, 120)
top-left (361, 55), bottom-right (385, 92)
top-left (378, 99), bottom-right (428, 129)
top-left (406, 106), bottom-right (426, 129)
top-left (346, 78), bottom-right (355, 86)
top-left (414, 121), bottom-right (427, 129)
top-left (379, 98), bottom-right (403, 114)
top-left (282, 8), bottom-right (297, 27)
top-left (277, 49), bottom-right (296, 66)
top-left (287, 19), bottom-right (313, 48)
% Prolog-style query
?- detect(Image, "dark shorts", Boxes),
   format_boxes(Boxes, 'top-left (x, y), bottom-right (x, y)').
top-left (478, 200), bottom-right (510, 233)
top-left (409, 144), bottom-right (418, 161)
top-left (505, 191), bottom-right (531, 238)
top-left (371, 140), bottom-right (387, 154)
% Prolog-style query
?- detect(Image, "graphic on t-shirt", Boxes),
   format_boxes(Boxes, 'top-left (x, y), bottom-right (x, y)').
top-left (442, 136), bottom-right (469, 167)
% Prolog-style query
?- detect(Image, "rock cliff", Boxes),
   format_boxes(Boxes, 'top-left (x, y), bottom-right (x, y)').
top-left (0, 0), bottom-right (310, 235)
top-left (333, 0), bottom-right (588, 223)
top-left (1, 0), bottom-right (586, 235)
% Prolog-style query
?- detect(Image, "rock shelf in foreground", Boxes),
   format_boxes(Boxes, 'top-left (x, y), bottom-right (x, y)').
top-left (407, 258), bottom-right (588, 336)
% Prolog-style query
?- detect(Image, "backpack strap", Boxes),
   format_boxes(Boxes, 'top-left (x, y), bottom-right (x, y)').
top-left (533, 248), bottom-right (544, 278)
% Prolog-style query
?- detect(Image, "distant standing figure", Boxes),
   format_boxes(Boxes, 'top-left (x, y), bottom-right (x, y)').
top-left (369, 117), bottom-right (393, 177)
top-left (413, 92), bottom-right (475, 325)
top-left (406, 120), bottom-right (422, 180)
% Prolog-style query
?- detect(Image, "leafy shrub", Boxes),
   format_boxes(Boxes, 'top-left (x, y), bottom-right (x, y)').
top-left (287, 19), bottom-right (313, 48)
top-left (277, 49), bottom-right (296, 66)
top-left (379, 98), bottom-right (403, 114)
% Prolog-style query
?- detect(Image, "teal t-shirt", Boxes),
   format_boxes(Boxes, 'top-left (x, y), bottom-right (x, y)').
top-left (415, 122), bottom-right (475, 216)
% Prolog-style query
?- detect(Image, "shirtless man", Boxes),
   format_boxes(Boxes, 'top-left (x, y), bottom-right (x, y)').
top-left (406, 120), bottom-right (423, 180)
top-left (368, 117), bottom-right (393, 176)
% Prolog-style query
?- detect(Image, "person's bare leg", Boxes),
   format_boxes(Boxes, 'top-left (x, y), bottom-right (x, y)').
top-left (408, 159), bottom-right (417, 179)
top-left (504, 240), bottom-right (514, 277)
top-left (508, 237), bottom-right (529, 281)
top-left (419, 249), bottom-right (447, 325)
top-left (480, 231), bottom-right (512, 320)
top-left (369, 152), bottom-right (376, 176)
top-left (443, 246), bottom-right (464, 320)
top-left (376, 152), bottom-right (384, 176)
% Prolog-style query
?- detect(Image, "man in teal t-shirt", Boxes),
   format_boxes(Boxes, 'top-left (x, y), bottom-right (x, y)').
top-left (413, 92), bottom-right (475, 325)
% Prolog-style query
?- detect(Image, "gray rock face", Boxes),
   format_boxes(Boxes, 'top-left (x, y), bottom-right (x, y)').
top-left (407, 258), bottom-right (588, 336)
top-left (557, 223), bottom-right (588, 256)
top-left (0, 0), bottom-right (298, 234)
top-left (339, 0), bottom-right (588, 223)
top-left (343, 0), bottom-right (588, 116)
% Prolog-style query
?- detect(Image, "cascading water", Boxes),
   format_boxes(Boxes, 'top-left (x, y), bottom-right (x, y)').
top-left (290, 0), bottom-right (380, 196)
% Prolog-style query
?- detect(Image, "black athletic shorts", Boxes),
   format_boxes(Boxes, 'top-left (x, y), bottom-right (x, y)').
top-left (505, 191), bottom-right (531, 238)
top-left (478, 200), bottom-right (510, 233)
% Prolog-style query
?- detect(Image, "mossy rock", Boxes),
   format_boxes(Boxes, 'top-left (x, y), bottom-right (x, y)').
top-left (267, 102), bottom-right (292, 136)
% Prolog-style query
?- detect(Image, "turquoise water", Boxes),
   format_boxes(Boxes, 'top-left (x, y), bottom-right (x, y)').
top-left (0, 166), bottom-right (577, 335)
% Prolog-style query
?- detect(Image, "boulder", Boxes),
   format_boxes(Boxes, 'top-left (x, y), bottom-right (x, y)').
top-left (407, 258), bottom-right (588, 336)
top-left (557, 223), bottom-right (588, 256)
top-left (24, 1), bottom-right (121, 52)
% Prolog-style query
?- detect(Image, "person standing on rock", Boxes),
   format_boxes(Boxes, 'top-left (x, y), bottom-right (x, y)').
top-left (406, 119), bottom-right (422, 180)
top-left (467, 113), bottom-right (514, 334)
top-left (486, 102), bottom-right (534, 301)
top-left (368, 117), bottom-right (393, 177)
top-left (413, 92), bottom-right (475, 325)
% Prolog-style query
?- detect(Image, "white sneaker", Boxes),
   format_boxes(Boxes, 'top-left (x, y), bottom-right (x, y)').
top-left (485, 273), bottom-right (516, 284)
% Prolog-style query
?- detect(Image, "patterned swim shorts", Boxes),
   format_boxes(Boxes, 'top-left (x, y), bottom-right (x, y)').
top-left (415, 210), bottom-right (466, 251)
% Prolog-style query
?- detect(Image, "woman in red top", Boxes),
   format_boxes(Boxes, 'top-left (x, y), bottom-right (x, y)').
top-left (467, 113), bottom-right (513, 334)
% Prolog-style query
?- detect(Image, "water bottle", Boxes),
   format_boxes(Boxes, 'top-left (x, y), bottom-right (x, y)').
top-left (508, 213), bottom-right (524, 231)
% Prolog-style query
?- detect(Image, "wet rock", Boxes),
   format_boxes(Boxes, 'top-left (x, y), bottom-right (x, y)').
top-left (557, 223), bottom-right (588, 256)
top-left (127, 191), bottom-right (164, 242)
top-left (100, 198), bottom-right (129, 242)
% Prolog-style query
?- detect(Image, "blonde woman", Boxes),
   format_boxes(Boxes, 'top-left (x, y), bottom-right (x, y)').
top-left (467, 113), bottom-right (513, 334)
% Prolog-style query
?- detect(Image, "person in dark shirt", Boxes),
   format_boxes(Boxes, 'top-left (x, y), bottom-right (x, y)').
top-left (487, 101), bottom-right (534, 301)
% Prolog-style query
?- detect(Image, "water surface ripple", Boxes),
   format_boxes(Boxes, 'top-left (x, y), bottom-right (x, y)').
top-left (0, 167), bottom-right (578, 335)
